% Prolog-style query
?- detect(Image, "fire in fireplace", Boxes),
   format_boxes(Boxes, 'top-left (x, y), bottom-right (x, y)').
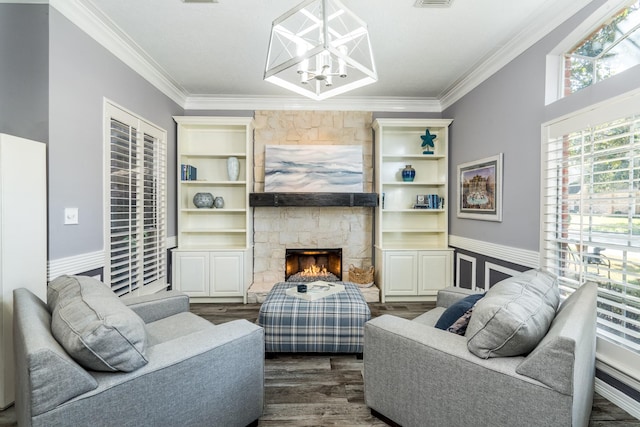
top-left (285, 248), bottom-right (342, 282)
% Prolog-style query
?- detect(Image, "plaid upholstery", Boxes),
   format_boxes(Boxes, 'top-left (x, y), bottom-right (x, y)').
top-left (258, 282), bottom-right (371, 353)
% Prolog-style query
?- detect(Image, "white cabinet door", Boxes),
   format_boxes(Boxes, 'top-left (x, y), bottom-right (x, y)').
top-left (210, 252), bottom-right (244, 296)
top-left (384, 251), bottom-right (418, 296)
top-left (418, 250), bottom-right (453, 296)
top-left (173, 252), bottom-right (210, 296)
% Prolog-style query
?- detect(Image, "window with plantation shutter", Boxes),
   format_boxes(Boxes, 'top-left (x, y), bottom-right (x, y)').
top-left (104, 101), bottom-right (167, 296)
top-left (541, 90), bottom-right (640, 356)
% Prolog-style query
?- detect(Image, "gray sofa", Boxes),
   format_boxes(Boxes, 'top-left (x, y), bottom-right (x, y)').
top-left (364, 272), bottom-right (597, 427)
top-left (13, 278), bottom-right (265, 427)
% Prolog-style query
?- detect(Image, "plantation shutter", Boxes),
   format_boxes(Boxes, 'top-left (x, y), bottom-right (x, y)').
top-left (105, 103), bottom-right (166, 296)
top-left (541, 91), bottom-right (640, 354)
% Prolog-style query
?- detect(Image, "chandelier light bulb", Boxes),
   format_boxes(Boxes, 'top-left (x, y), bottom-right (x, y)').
top-left (325, 75), bottom-right (333, 86)
top-left (337, 45), bottom-right (348, 78)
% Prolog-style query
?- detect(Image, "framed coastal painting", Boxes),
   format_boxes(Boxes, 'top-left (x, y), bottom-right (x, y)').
top-left (457, 153), bottom-right (503, 222)
top-left (264, 145), bottom-right (363, 192)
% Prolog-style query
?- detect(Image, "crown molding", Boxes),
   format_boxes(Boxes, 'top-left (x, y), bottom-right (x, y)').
top-left (27, 0), bottom-right (592, 113)
top-left (183, 94), bottom-right (441, 112)
top-left (439, 0), bottom-right (593, 110)
top-left (49, 0), bottom-right (188, 107)
top-left (42, 0), bottom-right (442, 112)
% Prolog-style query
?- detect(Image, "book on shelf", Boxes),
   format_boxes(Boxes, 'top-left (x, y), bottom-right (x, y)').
top-left (181, 164), bottom-right (197, 181)
top-left (414, 194), bottom-right (444, 209)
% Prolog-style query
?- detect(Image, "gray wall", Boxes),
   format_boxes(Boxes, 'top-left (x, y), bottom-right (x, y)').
top-left (47, 8), bottom-right (183, 260)
top-left (0, 4), bottom-right (48, 142)
top-left (444, 0), bottom-right (640, 252)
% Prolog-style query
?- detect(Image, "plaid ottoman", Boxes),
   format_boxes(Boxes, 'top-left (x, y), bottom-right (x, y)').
top-left (257, 282), bottom-right (371, 353)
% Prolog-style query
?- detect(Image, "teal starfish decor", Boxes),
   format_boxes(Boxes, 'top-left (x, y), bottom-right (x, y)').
top-left (421, 129), bottom-right (436, 154)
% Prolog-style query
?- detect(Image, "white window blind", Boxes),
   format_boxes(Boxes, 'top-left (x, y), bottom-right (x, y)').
top-left (541, 91), bottom-right (640, 354)
top-left (104, 102), bottom-right (166, 296)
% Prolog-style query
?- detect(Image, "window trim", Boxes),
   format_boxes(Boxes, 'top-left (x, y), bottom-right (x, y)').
top-left (545, 0), bottom-right (635, 105)
top-left (103, 99), bottom-right (168, 297)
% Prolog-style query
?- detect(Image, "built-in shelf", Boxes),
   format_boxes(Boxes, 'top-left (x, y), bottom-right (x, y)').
top-left (249, 192), bottom-right (378, 207)
top-left (374, 118), bottom-right (454, 303)
top-left (173, 115), bottom-right (253, 303)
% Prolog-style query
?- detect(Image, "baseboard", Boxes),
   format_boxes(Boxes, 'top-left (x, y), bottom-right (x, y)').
top-left (595, 378), bottom-right (640, 420)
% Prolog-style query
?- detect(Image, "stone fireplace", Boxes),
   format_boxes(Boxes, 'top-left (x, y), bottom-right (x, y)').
top-left (248, 110), bottom-right (378, 302)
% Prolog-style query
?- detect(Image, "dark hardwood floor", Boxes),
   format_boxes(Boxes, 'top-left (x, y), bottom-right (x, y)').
top-left (1, 302), bottom-right (638, 426)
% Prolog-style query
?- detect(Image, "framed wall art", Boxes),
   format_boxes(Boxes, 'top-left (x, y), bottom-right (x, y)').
top-left (264, 145), bottom-right (363, 192)
top-left (457, 153), bottom-right (503, 222)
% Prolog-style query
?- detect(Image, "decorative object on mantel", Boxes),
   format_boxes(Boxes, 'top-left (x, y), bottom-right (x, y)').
top-left (214, 196), bottom-right (225, 208)
top-left (348, 264), bottom-right (374, 288)
top-left (457, 153), bottom-right (503, 222)
top-left (402, 165), bottom-right (416, 182)
top-left (193, 192), bottom-right (214, 208)
top-left (265, 145), bottom-right (363, 192)
top-left (226, 156), bottom-right (239, 181)
top-left (420, 128), bottom-right (437, 154)
top-left (263, 0), bottom-right (377, 100)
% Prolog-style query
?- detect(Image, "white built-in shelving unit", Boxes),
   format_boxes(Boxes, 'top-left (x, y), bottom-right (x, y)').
top-left (373, 118), bottom-right (453, 302)
top-left (172, 116), bottom-right (253, 303)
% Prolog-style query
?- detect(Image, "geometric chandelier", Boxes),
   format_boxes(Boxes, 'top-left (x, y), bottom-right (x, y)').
top-left (264, 0), bottom-right (377, 100)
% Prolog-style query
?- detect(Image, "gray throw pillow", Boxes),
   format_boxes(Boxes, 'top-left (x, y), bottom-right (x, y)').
top-left (465, 269), bottom-right (559, 358)
top-left (48, 275), bottom-right (148, 372)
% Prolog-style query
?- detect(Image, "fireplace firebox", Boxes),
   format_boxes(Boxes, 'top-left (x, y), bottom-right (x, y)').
top-left (285, 248), bottom-right (342, 282)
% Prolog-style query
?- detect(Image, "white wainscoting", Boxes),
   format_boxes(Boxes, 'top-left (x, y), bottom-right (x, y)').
top-left (47, 236), bottom-right (176, 281)
top-left (449, 235), bottom-right (540, 268)
top-left (455, 253), bottom-right (476, 289)
top-left (47, 250), bottom-right (104, 281)
top-left (484, 262), bottom-right (523, 290)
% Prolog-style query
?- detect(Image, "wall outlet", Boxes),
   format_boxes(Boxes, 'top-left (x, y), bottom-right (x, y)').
top-left (64, 207), bottom-right (79, 225)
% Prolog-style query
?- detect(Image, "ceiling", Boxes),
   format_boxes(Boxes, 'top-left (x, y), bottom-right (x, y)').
top-left (79, 0), bottom-right (591, 109)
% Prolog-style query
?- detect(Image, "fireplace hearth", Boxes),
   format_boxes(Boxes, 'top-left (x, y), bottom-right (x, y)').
top-left (285, 248), bottom-right (342, 282)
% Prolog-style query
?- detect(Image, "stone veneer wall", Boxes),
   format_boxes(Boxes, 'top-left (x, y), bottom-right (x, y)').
top-left (252, 110), bottom-right (374, 288)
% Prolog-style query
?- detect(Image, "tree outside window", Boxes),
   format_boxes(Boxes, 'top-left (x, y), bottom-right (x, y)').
top-left (565, 1), bottom-right (640, 95)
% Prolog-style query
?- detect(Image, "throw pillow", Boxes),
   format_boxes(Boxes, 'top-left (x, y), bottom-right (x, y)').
top-left (447, 306), bottom-right (475, 335)
top-left (434, 293), bottom-right (484, 330)
top-left (48, 275), bottom-right (148, 372)
top-left (465, 269), bottom-right (560, 359)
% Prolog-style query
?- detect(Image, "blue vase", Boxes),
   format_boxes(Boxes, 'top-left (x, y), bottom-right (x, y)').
top-left (402, 165), bottom-right (415, 182)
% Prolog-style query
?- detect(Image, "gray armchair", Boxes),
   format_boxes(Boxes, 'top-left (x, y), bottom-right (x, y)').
top-left (364, 278), bottom-right (597, 427)
top-left (13, 284), bottom-right (264, 427)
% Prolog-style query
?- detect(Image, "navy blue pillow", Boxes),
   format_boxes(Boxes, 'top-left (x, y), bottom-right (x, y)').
top-left (434, 293), bottom-right (485, 330)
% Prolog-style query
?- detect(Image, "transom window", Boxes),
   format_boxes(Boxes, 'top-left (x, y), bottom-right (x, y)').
top-left (565, 0), bottom-right (640, 96)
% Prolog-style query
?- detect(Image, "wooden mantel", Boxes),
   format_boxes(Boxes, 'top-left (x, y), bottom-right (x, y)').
top-left (249, 192), bottom-right (378, 207)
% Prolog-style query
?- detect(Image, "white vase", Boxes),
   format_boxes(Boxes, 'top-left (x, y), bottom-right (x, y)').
top-left (227, 156), bottom-right (240, 181)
